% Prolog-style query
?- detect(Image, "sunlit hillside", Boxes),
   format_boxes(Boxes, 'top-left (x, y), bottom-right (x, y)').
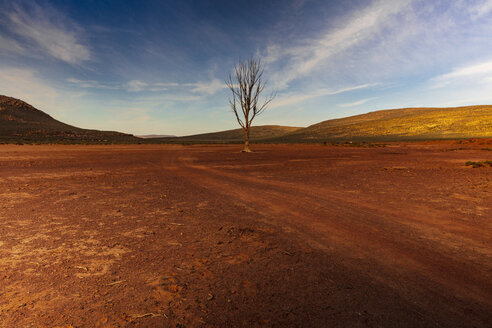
top-left (272, 106), bottom-right (492, 142)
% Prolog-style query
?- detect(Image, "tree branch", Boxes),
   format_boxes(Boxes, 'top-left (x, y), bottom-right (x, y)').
top-left (226, 56), bottom-right (276, 150)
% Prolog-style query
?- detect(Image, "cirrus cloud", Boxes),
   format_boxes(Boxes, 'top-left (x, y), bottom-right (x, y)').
top-left (0, 1), bottom-right (90, 64)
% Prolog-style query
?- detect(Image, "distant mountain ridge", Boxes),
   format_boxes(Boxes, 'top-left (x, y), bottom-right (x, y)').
top-left (137, 134), bottom-right (177, 139)
top-left (0, 95), bottom-right (137, 143)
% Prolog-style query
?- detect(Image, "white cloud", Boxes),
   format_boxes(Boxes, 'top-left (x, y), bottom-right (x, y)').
top-left (125, 80), bottom-right (148, 92)
top-left (185, 78), bottom-right (227, 95)
top-left (67, 78), bottom-right (179, 92)
top-left (261, 45), bottom-right (282, 65)
top-left (271, 83), bottom-right (379, 108)
top-left (469, 0), bottom-right (492, 18)
top-left (148, 82), bottom-right (180, 92)
top-left (265, 0), bottom-right (412, 89)
top-left (66, 77), bottom-right (227, 95)
top-left (2, 2), bottom-right (90, 64)
top-left (430, 59), bottom-right (492, 87)
top-left (67, 78), bottom-right (120, 90)
top-left (339, 97), bottom-right (377, 108)
top-left (154, 82), bottom-right (180, 87)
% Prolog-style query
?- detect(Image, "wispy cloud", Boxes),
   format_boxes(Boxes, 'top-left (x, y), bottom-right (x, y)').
top-left (339, 97), bottom-right (377, 108)
top-left (430, 59), bottom-right (492, 87)
top-left (1, 1), bottom-right (90, 64)
top-left (125, 80), bottom-right (148, 92)
top-left (0, 34), bottom-right (25, 55)
top-left (469, 0), bottom-right (492, 19)
top-left (67, 78), bottom-right (119, 90)
top-left (265, 0), bottom-right (412, 89)
top-left (67, 77), bottom-right (228, 95)
top-left (271, 83), bottom-right (379, 108)
top-left (67, 78), bottom-right (152, 91)
top-left (184, 78), bottom-right (227, 95)
top-left (150, 82), bottom-right (180, 91)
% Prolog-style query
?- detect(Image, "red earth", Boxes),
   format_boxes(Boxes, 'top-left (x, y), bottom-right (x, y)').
top-left (0, 140), bottom-right (491, 327)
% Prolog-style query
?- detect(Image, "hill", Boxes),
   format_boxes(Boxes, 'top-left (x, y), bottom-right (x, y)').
top-left (0, 95), bottom-right (137, 143)
top-left (137, 134), bottom-right (177, 139)
top-left (161, 125), bottom-right (303, 143)
top-left (2, 96), bottom-right (491, 144)
top-left (270, 105), bottom-right (492, 142)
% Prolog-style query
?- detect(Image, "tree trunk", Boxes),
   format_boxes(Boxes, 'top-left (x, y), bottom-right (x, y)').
top-left (242, 127), bottom-right (252, 152)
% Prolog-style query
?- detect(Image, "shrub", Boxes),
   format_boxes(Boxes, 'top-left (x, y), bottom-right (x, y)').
top-left (465, 161), bottom-right (492, 168)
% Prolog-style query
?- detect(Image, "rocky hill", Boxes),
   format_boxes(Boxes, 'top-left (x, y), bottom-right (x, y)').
top-left (0, 95), bottom-right (137, 143)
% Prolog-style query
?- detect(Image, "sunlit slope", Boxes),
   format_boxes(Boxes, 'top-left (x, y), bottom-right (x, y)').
top-left (171, 125), bottom-right (303, 142)
top-left (273, 106), bottom-right (492, 142)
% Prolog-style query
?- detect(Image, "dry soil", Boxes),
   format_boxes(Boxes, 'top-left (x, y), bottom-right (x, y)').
top-left (0, 141), bottom-right (491, 327)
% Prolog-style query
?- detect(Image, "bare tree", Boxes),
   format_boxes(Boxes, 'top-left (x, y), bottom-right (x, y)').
top-left (226, 57), bottom-right (275, 152)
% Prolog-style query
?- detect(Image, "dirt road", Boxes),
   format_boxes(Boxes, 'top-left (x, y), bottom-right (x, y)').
top-left (0, 141), bottom-right (491, 327)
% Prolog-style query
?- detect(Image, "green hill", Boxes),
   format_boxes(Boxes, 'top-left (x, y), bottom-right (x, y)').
top-left (0, 95), bottom-right (137, 143)
top-left (270, 106), bottom-right (492, 142)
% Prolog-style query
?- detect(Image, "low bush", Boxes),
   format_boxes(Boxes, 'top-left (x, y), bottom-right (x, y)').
top-left (465, 161), bottom-right (492, 168)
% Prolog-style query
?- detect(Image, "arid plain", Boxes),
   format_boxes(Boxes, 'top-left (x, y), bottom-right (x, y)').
top-left (0, 141), bottom-right (491, 327)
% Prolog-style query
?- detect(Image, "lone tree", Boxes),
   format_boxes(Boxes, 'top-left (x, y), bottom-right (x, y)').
top-left (226, 57), bottom-right (275, 152)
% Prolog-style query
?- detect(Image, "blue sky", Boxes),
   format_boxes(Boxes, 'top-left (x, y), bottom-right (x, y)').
top-left (1, 0), bottom-right (492, 136)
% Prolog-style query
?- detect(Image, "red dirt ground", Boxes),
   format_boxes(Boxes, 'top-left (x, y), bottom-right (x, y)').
top-left (0, 140), bottom-right (491, 327)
